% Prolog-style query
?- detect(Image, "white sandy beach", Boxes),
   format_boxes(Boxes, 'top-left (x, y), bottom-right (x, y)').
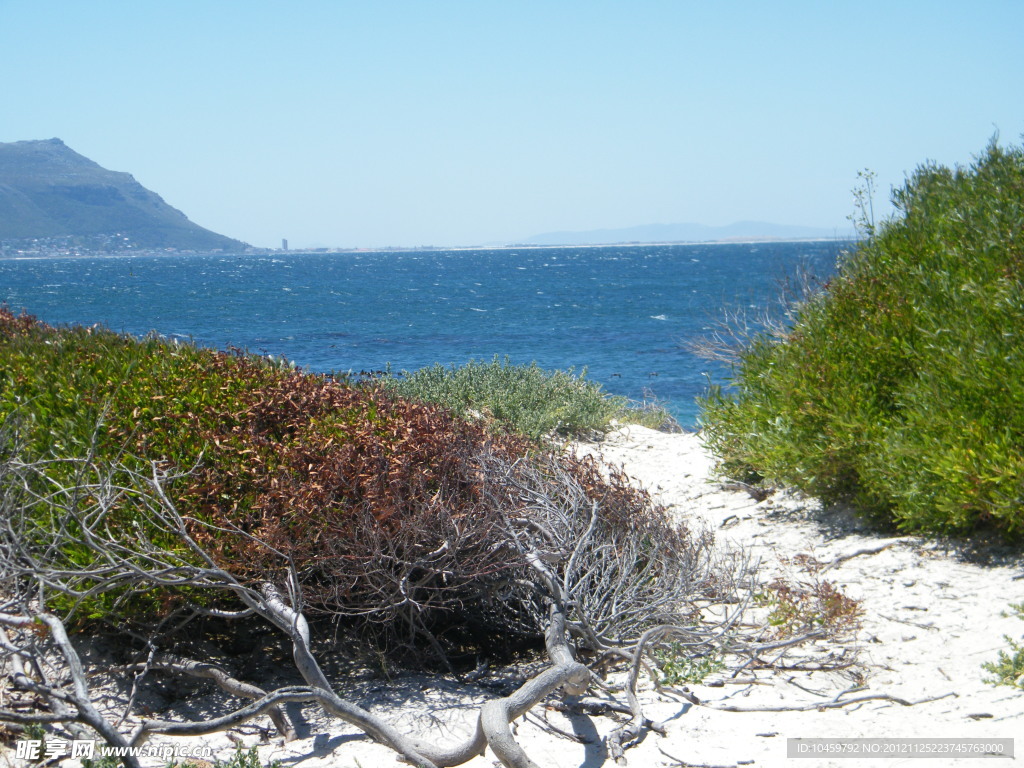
top-left (6, 426), bottom-right (1021, 768)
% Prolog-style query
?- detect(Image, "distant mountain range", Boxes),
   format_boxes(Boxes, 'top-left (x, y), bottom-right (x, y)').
top-left (0, 138), bottom-right (246, 251)
top-left (522, 220), bottom-right (851, 246)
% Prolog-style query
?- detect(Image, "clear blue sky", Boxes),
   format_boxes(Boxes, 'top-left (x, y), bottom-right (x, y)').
top-left (3, 1), bottom-right (1022, 249)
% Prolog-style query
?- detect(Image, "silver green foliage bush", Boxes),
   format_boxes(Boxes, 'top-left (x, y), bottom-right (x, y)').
top-left (381, 356), bottom-right (678, 439)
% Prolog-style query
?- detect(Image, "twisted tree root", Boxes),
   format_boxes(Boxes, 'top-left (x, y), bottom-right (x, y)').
top-left (122, 655), bottom-right (297, 741)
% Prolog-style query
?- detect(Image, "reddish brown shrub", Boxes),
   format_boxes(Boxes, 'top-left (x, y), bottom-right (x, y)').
top-left (4, 313), bottom-right (716, 664)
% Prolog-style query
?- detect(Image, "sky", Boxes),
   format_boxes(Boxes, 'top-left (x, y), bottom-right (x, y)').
top-left (2, 1), bottom-right (1022, 250)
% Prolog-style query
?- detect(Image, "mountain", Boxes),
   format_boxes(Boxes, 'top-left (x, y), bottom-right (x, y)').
top-left (0, 138), bottom-right (246, 251)
top-left (522, 220), bottom-right (850, 246)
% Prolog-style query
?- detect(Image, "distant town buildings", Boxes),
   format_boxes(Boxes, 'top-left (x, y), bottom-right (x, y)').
top-left (0, 233), bottom-right (258, 258)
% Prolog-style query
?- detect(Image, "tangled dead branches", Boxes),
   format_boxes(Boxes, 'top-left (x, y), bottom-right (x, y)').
top-left (0, 418), bottom-right (851, 767)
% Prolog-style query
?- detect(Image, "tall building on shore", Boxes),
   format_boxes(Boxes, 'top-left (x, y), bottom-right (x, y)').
top-left (282, 239), bottom-right (288, 251)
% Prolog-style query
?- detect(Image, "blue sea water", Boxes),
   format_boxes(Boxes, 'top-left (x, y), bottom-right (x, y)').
top-left (0, 242), bottom-right (844, 427)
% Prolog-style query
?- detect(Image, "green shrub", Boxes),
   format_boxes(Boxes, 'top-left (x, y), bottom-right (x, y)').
top-left (379, 356), bottom-right (678, 439)
top-left (698, 138), bottom-right (1024, 538)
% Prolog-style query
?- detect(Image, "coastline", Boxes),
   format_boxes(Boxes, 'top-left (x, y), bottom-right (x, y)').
top-left (0, 236), bottom-right (854, 260)
top-left (256, 236), bottom-right (854, 256)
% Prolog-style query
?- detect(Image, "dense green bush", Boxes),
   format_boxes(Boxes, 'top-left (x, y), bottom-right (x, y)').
top-left (380, 356), bottom-right (678, 439)
top-left (699, 139), bottom-right (1024, 538)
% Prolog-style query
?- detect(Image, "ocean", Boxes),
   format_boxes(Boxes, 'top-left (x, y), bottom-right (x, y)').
top-left (0, 241), bottom-right (845, 427)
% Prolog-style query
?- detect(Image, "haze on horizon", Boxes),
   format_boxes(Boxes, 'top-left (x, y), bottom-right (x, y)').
top-left (2, 1), bottom-right (1021, 250)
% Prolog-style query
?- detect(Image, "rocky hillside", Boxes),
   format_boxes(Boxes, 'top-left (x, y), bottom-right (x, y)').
top-left (0, 138), bottom-right (246, 251)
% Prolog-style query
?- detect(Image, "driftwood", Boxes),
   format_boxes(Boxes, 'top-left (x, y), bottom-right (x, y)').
top-left (0, 427), bottom-right (866, 768)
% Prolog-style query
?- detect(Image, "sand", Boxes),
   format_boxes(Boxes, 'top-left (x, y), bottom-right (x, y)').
top-left (6, 426), bottom-right (1021, 768)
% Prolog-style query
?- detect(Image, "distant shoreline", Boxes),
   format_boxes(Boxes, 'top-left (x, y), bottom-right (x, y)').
top-left (0, 237), bottom-right (856, 261)
top-left (272, 235), bottom-right (856, 256)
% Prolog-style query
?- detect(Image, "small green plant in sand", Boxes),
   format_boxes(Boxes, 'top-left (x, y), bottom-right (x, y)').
top-left (982, 602), bottom-right (1024, 690)
top-left (16, 723), bottom-right (46, 764)
top-left (165, 747), bottom-right (282, 768)
top-left (656, 644), bottom-right (725, 685)
top-left (81, 758), bottom-right (122, 768)
top-left (21, 737), bottom-right (277, 768)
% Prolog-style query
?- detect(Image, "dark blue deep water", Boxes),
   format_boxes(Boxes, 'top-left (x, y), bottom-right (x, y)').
top-left (0, 242), bottom-right (845, 427)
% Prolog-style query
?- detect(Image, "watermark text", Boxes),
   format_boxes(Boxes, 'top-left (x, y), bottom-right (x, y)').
top-left (16, 738), bottom-right (214, 762)
top-left (787, 738), bottom-right (1014, 759)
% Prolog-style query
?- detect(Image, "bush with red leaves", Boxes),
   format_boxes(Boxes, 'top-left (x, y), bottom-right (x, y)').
top-left (3, 311), bottom-right (725, 665)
